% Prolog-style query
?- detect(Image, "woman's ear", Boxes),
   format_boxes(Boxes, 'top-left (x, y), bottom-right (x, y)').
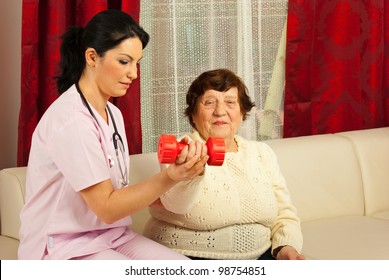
top-left (85, 47), bottom-right (98, 68)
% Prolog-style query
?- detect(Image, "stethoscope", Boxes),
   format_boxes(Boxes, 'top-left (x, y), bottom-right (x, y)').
top-left (76, 83), bottom-right (129, 187)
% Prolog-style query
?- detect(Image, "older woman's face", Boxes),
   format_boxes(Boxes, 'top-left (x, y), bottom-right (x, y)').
top-left (192, 87), bottom-right (243, 143)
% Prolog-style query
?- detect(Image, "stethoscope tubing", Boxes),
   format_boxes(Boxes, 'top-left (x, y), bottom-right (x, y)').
top-left (75, 83), bottom-right (128, 186)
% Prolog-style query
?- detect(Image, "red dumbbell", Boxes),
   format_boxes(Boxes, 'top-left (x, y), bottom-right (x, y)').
top-left (158, 134), bottom-right (225, 166)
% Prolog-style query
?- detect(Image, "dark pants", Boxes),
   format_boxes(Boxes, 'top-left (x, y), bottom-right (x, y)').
top-left (187, 247), bottom-right (275, 260)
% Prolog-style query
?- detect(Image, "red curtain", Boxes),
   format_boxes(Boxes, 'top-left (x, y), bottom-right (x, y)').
top-left (18, 0), bottom-right (142, 167)
top-left (284, 0), bottom-right (389, 137)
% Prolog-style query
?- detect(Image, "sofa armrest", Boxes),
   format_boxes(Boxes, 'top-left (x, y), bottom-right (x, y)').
top-left (0, 235), bottom-right (19, 259)
top-left (0, 167), bottom-right (27, 240)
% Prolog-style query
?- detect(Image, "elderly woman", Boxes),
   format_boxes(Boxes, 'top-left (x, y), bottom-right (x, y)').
top-left (144, 68), bottom-right (304, 260)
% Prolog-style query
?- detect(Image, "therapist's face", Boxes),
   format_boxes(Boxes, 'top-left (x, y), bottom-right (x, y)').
top-left (93, 37), bottom-right (143, 99)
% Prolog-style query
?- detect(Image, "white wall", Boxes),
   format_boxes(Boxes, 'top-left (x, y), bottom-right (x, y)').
top-left (0, 0), bottom-right (22, 169)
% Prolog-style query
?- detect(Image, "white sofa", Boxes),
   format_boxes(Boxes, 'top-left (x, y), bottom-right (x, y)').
top-left (1, 127), bottom-right (388, 260)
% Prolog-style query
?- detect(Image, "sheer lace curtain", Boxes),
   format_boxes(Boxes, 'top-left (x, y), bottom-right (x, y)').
top-left (140, 0), bottom-right (287, 152)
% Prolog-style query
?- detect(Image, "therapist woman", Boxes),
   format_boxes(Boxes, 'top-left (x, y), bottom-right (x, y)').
top-left (18, 9), bottom-right (208, 260)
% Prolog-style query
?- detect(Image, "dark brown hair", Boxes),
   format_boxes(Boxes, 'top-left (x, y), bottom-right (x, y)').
top-left (185, 68), bottom-right (255, 128)
top-left (57, 9), bottom-right (149, 94)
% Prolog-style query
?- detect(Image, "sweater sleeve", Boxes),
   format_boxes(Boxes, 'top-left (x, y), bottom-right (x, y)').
top-left (261, 143), bottom-right (304, 254)
top-left (159, 131), bottom-right (207, 214)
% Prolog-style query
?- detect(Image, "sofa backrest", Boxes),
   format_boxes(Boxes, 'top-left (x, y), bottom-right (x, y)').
top-left (1, 128), bottom-right (386, 241)
top-left (337, 127), bottom-right (389, 218)
top-left (128, 152), bottom-right (159, 233)
top-left (265, 133), bottom-right (365, 222)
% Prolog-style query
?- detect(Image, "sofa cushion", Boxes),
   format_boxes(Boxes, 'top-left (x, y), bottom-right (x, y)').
top-left (337, 127), bottom-right (389, 218)
top-left (302, 216), bottom-right (389, 260)
top-left (265, 134), bottom-right (365, 222)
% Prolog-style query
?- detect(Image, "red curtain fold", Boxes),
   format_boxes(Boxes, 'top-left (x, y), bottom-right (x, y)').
top-left (284, 0), bottom-right (389, 138)
top-left (18, 0), bottom-right (141, 166)
top-left (113, 1), bottom-right (142, 157)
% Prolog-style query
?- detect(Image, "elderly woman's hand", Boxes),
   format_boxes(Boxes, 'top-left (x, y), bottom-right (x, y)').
top-left (174, 137), bottom-right (208, 165)
top-left (165, 137), bottom-right (208, 182)
top-left (276, 246), bottom-right (305, 260)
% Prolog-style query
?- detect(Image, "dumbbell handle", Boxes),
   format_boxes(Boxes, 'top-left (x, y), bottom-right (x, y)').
top-left (158, 134), bottom-right (225, 166)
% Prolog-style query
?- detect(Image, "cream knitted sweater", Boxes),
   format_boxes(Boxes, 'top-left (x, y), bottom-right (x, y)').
top-left (144, 131), bottom-right (303, 259)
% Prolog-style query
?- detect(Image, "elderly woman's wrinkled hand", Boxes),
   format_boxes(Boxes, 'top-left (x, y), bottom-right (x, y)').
top-left (174, 137), bottom-right (208, 165)
top-left (166, 138), bottom-right (208, 182)
top-left (276, 246), bottom-right (305, 260)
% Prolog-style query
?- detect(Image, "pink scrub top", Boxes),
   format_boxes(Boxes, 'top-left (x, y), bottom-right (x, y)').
top-left (18, 85), bottom-right (136, 259)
